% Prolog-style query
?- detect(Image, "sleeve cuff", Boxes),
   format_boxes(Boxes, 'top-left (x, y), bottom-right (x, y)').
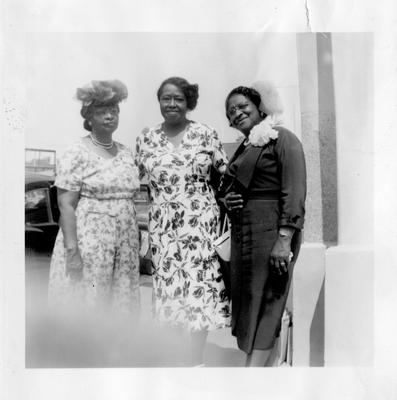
top-left (278, 217), bottom-right (304, 231)
top-left (55, 182), bottom-right (81, 192)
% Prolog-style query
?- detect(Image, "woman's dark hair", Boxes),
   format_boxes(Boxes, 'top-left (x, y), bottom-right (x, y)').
top-left (83, 118), bottom-right (92, 132)
top-left (224, 86), bottom-right (266, 123)
top-left (157, 77), bottom-right (199, 111)
top-left (80, 103), bottom-right (120, 132)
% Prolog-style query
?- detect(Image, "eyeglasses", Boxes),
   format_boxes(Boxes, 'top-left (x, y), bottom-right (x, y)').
top-left (226, 103), bottom-right (250, 118)
top-left (93, 107), bottom-right (119, 116)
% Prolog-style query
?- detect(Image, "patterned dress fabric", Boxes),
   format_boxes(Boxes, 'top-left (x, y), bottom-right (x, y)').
top-left (48, 140), bottom-right (141, 315)
top-left (136, 121), bottom-right (231, 331)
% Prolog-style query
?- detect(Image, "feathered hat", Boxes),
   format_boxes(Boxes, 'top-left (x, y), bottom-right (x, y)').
top-left (75, 79), bottom-right (128, 131)
top-left (251, 80), bottom-right (284, 118)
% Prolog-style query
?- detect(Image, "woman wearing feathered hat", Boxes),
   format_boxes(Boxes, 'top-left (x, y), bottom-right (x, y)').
top-left (221, 81), bottom-right (307, 367)
top-left (48, 80), bottom-right (141, 316)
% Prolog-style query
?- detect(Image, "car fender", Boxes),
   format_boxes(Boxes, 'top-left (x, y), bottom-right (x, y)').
top-left (25, 226), bottom-right (44, 233)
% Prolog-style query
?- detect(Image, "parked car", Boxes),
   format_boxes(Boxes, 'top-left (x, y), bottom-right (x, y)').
top-left (25, 172), bottom-right (59, 251)
top-left (133, 183), bottom-right (152, 275)
top-left (25, 172), bottom-right (152, 273)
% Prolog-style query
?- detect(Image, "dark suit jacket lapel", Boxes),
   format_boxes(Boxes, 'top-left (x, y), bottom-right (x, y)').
top-left (227, 140), bottom-right (246, 165)
top-left (223, 141), bottom-right (246, 191)
top-left (234, 145), bottom-right (264, 189)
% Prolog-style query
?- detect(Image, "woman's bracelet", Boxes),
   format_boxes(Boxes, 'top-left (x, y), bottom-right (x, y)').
top-left (279, 227), bottom-right (295, 239)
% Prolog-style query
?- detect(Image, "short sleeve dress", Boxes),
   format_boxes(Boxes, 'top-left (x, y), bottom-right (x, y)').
top-left (48, 140), bottom-right (141, 315)
top-left (135, 121), bottom-right (231, 331)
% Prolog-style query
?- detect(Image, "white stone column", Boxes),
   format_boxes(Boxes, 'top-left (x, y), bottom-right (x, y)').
top-left (324, 33), bottom-right (374, 366)
top-left (293, 33), bottom-right (331, 367)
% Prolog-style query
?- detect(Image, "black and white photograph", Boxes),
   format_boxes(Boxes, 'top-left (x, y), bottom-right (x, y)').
top-left (2, 0), bottom-right (396, 399)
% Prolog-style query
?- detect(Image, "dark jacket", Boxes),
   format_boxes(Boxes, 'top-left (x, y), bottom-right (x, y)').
top-left (222, 126), bottom-right (306, 230)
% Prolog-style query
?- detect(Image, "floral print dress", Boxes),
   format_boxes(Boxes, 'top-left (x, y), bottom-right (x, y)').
top-left (48, 140), bottom-right (141, 315)
top-left (136, 121), bottom-right (231, 332)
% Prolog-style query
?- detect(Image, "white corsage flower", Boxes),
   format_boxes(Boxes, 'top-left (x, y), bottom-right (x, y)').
top-left (247, 117), bottom-right (279, 147)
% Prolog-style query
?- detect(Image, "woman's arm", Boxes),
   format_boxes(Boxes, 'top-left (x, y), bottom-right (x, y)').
top-left (270, 229), bottom-right (295, 274)
top-left (210, 127), bottom-right (229, 205)
top-left (211, 128), bottom-right (229, 177)
top-left (276, 128), bottom-right (307, 230)
top-left (135, 133), bottom-right (148, 181)
top-left (57, 188), bottom-right (84, 280)
top-left (271, 128), bottom-right (307, 273)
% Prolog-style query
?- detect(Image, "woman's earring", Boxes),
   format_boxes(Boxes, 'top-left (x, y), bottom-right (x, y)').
top-left (89, 121), bottom-right (92, 126)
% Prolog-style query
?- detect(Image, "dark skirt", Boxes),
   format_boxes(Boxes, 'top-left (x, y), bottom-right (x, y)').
top-left (230, 197), bottom-right (302, 354)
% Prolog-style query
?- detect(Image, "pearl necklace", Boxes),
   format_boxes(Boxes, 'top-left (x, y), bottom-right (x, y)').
top-left (90, 133), bottom-right (114, 149)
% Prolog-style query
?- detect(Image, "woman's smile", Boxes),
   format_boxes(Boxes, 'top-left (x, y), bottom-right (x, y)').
top-left (236, 116), bottom-right (248, 126)
top-left (227, 93), bottom-right (263, 136)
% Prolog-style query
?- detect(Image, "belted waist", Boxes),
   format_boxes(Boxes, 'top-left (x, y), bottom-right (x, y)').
top-left (77, 196), bottom-right (136, 217)
top-left (248, 189), bottom-right (280, 200)
top-left (79, 194), bottom-right (135, 200)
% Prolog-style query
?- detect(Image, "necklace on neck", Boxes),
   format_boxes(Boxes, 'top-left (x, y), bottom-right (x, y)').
top-left (90, 133), bottom-right (114, 149)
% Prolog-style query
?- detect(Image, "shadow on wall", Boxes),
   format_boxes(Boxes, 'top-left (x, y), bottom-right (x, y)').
top-left (310, 277), bottom-right (325, 366)
top-left (317, 33), bottom-right (338, 244)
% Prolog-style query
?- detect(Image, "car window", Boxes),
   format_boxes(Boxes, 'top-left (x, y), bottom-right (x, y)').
top-left (25, 188), bottom-right (51, 224)
top-left (134, 186), bottom-right (150, 213)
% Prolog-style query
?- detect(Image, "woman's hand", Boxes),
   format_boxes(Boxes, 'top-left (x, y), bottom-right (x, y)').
top-left (224, 191), bottom-right (243, 210)
top-left (65, 247), bottom-right (84, 281)
top-left (270, 235), bottom-right (292, 275)
top-left (57, 188), bottom-right (83, 281)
